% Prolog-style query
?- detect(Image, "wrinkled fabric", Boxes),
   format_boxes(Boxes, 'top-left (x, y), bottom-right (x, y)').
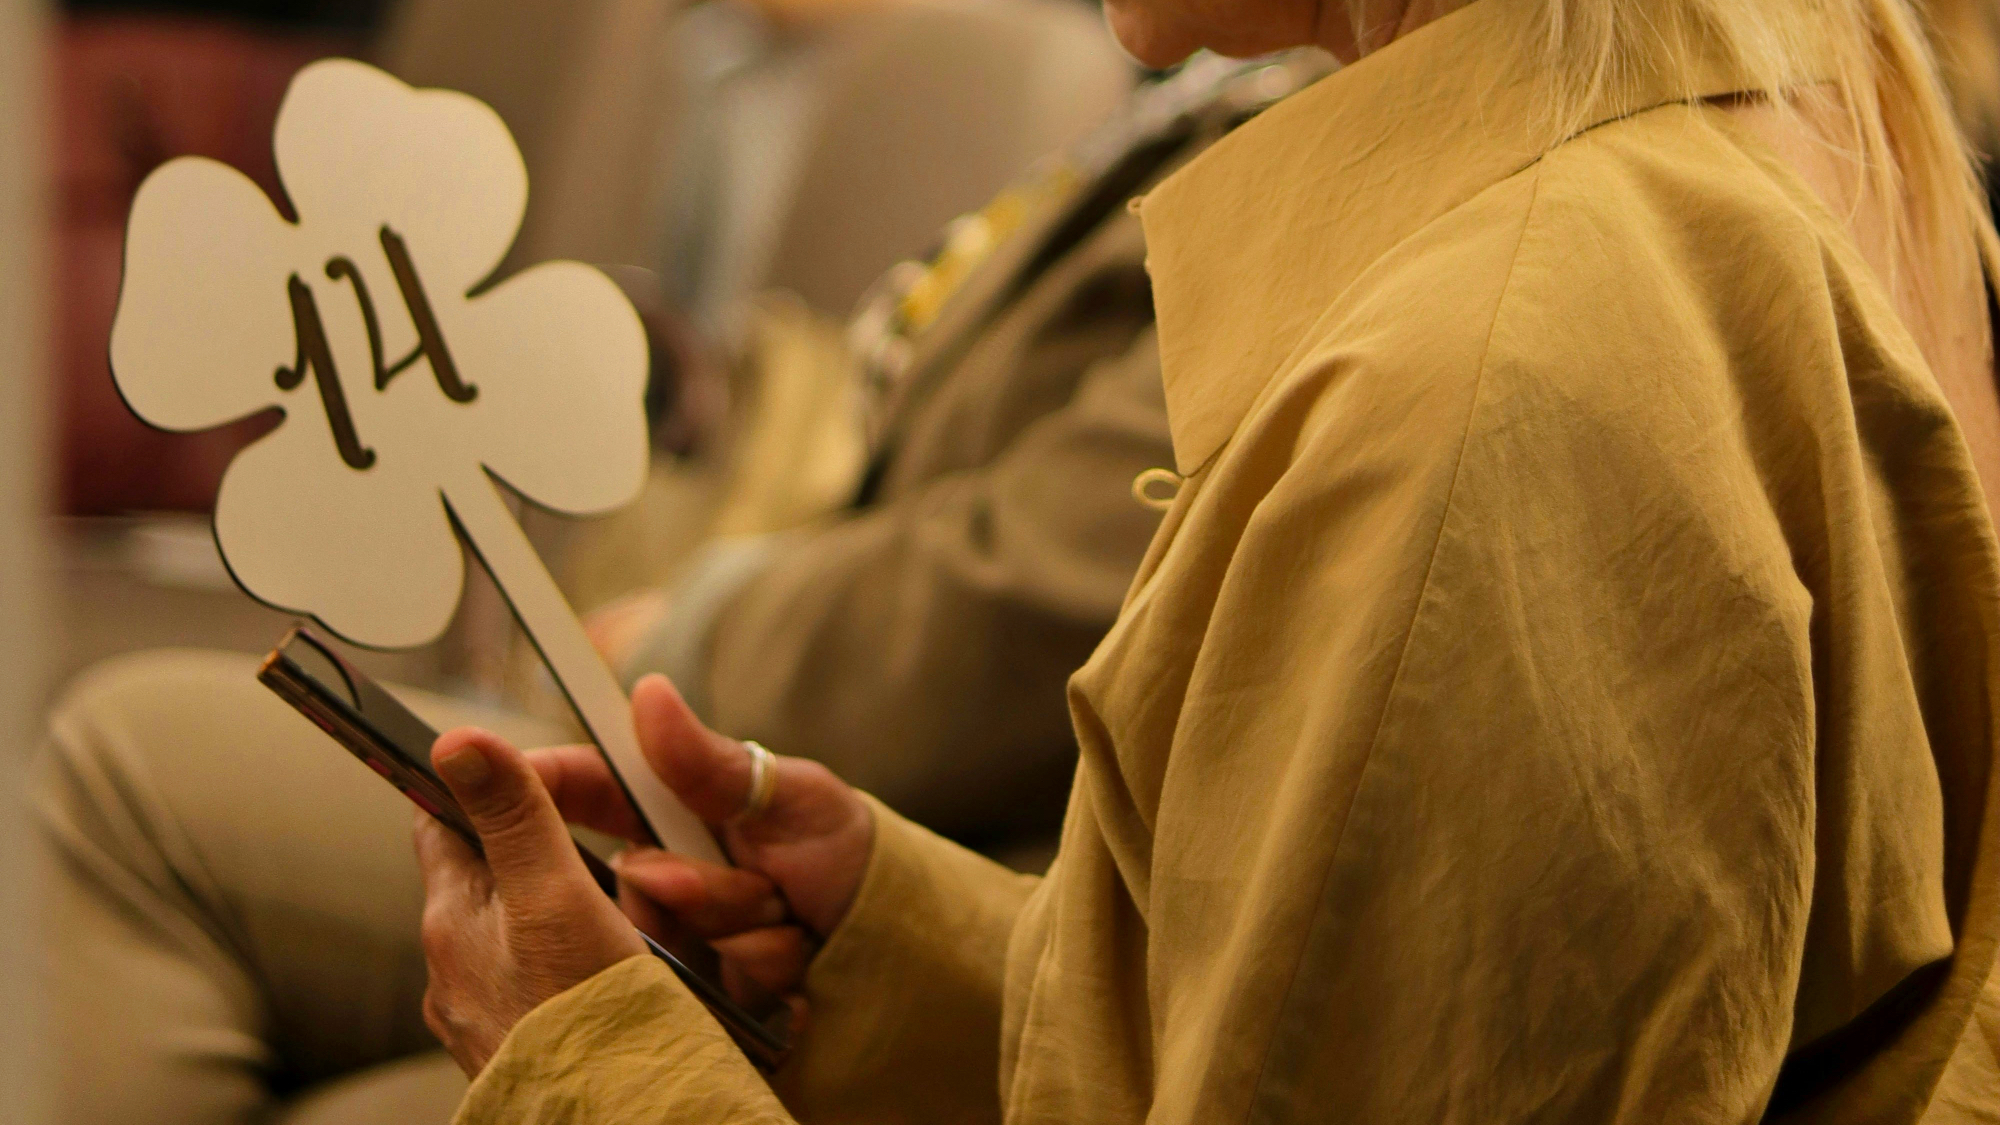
top-left (455, 0), bottom-right (2000, 1121)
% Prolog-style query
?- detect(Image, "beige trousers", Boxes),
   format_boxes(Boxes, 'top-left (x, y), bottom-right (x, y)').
top-left (34, 648), bottom-right (564, 1125)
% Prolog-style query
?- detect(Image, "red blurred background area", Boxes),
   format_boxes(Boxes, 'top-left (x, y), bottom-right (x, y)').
top-left (56, 13), bottom-right (361, 514)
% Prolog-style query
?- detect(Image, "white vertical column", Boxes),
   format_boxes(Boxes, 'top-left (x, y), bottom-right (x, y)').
top-left (0, 0), bottom-right (49, 1119)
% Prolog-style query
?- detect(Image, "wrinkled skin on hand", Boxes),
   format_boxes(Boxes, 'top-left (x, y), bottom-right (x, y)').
top-left (414, 674), bottom-right (875, 1075)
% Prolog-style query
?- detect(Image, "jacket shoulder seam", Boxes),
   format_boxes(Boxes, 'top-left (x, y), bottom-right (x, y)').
top-left (1239, 161), bottom-right (1549, 1123)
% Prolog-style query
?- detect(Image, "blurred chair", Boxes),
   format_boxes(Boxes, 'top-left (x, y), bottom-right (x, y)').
top-left (55, 16), bottom-right (358, 517)
top-left (754, 0), bottom-right (1134, 318)
top-left (46, 15), bottom-right (442, 693)
top-left (373, 0), bottom-right (683, 269)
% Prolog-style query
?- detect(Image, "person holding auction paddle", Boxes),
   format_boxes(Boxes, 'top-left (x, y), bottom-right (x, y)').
top-left (411, 0), bottom-right (2000, 1119)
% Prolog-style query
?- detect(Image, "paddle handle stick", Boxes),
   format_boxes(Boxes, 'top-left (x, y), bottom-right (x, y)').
top-left (443, 468), bottom-right (726, 865)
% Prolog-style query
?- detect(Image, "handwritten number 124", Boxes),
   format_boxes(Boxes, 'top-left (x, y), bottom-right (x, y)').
top-left (276, 225), bottom-right (479, 469)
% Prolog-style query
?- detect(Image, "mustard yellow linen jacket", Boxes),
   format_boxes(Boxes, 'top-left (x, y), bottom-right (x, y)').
top-left (456, 0), bottom-right (2000, 1119)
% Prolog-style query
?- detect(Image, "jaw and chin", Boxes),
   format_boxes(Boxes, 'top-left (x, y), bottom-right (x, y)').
top-left (1100, 0), bottom-right (1388, 71)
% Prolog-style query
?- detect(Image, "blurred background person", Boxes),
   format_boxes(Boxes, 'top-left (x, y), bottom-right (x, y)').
top-left (32, 0), bottom-right (1334, 1118)
top-left (47, 0), bottom-right (1141, 861)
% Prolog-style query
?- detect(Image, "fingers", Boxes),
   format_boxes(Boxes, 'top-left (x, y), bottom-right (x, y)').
top-left (630, 674), bottom-right (758, 824)
top-left (432, 727), bottom-right (589, 894)
top-left (614, 848), bottom-right (786, 937)
top-left (714, 926), bottom-right (813, 999)
top-left (528, 744), bottom-right (651, 843)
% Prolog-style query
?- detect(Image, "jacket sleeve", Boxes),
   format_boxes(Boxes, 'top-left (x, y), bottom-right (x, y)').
top-left (452, 797), bottom-right (1037, 1125)
top-left (700, 330), bottom-right (1168, 844)
top-left (776, 795), bottom-right (1040, 1124)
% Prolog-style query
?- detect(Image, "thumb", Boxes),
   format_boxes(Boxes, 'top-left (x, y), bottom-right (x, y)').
top-left (432, 727), bottom-right (582, 892)
top-left (631, 674), bottom-right (756, 825)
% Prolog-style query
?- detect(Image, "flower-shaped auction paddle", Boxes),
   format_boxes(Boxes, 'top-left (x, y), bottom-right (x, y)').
top-left (110, 58), bottom-right (723, 865)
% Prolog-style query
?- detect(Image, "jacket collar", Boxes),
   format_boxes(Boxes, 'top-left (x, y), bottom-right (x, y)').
top-left (1136, 0), bottom-right (1835, 475)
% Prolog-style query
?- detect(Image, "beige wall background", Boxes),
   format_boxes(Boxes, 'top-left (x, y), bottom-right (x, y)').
top-left (0, 0), bottom-right (48, 1118)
